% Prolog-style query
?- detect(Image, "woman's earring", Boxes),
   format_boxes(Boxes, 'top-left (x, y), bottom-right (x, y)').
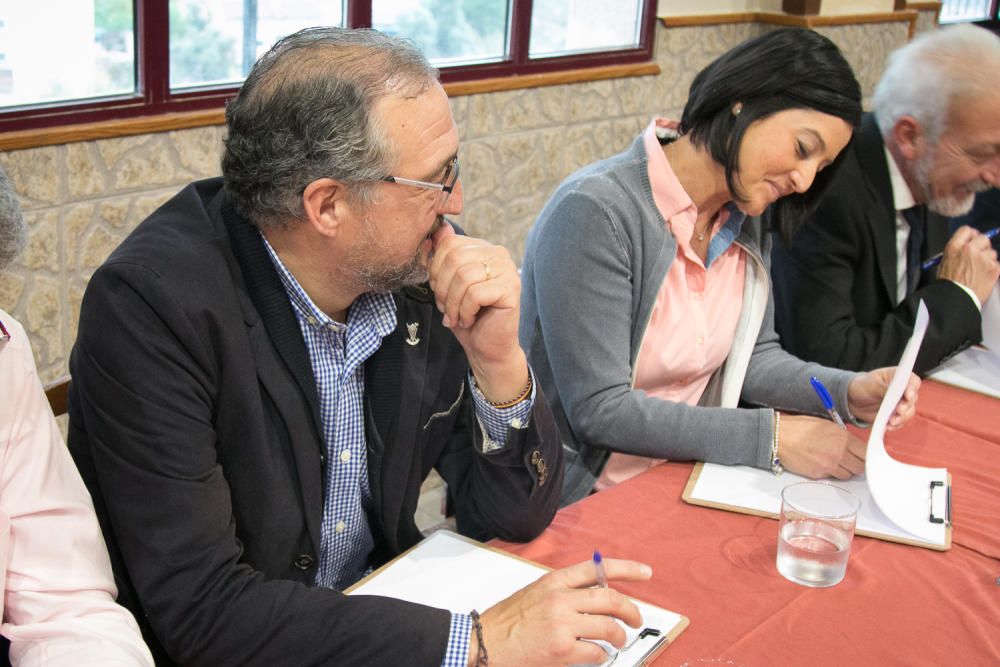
top-left (732, 102), bottom-right (742, 117)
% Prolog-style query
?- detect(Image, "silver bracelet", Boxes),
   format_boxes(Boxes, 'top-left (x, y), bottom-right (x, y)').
top-left (770, 410), bottom-right (784, 476)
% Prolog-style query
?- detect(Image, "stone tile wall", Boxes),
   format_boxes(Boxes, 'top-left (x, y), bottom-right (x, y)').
top-left (1, 19), bottom-right (919, 382)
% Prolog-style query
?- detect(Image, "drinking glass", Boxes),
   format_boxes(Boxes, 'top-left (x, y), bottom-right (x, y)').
top-left (776, 481), bottom-right (859, 587)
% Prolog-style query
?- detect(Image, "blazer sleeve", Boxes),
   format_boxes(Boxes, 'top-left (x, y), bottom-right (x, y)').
top-left (70, 264), bottom-right (453, 667)
top-left (771, 190), bottom-right (981, 376)
top-left (435, 379), bottom-right (563, 543)
top-left (0, 316), bottom-right (153, 667)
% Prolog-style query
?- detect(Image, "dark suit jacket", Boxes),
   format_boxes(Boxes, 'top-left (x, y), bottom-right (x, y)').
top-left (67, 179), bottom-right (562, 666)
top-left (771, 114), bottom-right (981, 375)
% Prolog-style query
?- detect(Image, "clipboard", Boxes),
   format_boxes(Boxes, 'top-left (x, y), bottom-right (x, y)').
top-left (346, 530), bottom-right (689, 666)
top-left (682, 462), bottom-right (952, 551)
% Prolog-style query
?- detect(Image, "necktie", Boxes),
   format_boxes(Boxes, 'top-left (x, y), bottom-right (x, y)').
top-left (901, 205), bottom-right (925, 294)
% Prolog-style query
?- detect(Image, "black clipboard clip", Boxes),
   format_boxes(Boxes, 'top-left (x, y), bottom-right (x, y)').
top-left (929, 480), bottom-right (951, 525)
top-left (607, 627), bottom-right (665, 666)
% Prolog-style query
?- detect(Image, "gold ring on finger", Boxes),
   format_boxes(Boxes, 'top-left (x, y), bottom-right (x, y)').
top-left (482, 262), bottom-right (492, 281)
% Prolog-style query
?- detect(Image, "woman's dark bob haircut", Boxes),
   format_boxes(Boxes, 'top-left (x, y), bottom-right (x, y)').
top-left (679, 28), bottom-right (862, 244)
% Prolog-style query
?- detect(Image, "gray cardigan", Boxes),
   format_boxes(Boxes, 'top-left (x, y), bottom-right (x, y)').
top-left (520, 135), bottom-right (859, 504)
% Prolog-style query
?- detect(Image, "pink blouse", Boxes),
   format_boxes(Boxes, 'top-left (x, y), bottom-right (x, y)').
top-left (0, 310), bottom-right (152, 666)
top-left (596, 120), bottom-right (747, 490)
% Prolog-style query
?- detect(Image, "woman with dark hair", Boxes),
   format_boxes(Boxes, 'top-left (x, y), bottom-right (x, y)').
top-left (519, 28), bottom-right (921, 504)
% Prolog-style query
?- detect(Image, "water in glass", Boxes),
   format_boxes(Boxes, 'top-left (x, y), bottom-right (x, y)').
top-left (777, 517), bottom-right (851, 587)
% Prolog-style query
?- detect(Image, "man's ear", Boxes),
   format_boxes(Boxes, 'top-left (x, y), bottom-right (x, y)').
top-left (302, 178), bottom-right (352, 238)
top-left (892, 115), bottom-right (927, 162)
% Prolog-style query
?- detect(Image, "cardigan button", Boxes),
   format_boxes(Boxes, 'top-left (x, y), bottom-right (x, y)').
top-left (293, 554), bottom-right (315, 571)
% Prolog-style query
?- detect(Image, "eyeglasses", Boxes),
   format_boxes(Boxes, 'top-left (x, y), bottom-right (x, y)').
top-left (381, 156), bottom-right (460, 207)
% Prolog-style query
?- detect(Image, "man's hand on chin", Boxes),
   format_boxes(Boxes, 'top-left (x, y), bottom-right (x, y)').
top-left (426, 223), bottom-right (529, 403)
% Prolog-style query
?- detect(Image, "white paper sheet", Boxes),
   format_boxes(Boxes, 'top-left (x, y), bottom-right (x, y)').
top-left (688, 301), bottom-right (949, 548)
top-left (688, 465), bottom-right (924, 544)
top-left (929, 283), bottom-right (1000, 398)
top-left (348, 531), bottom-right (686, 667)
top-left (981, 282), bottom-right (1000, 352)
top-left (930, 347), bottom-right (1000, 398)
top-left (864, 302), bottom-right (948, 545)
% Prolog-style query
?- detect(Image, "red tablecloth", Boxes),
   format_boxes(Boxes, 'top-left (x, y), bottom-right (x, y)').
top-left (496, 381), bottom-right (1000, 666)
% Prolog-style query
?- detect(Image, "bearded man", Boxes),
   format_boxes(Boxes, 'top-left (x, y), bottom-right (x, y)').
top-left (67, 27), bottom-right (650, 667)
top-left (771, 24), bottom-right (1000, 375)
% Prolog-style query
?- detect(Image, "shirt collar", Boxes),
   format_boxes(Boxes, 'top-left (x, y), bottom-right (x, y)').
top-left (642, 118), bottom-right (747, 268)
top-left (642, 118), bottom-right (696, 221)
top-left (260, 233), bottom-right (397, 338)
top-left (884, 145), bottom-right (917, 211)
top-left (706, 203), bottom-right (746, 267)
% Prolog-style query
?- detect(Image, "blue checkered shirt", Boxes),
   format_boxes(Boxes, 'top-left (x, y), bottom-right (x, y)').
top-left (263, 237), bottom-right (533, 666)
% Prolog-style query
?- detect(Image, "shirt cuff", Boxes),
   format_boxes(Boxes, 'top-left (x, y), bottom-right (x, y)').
top-left (469, 369), bottom-right (536, 451)
top-left (442, 612), bottom-right (472, 667)
top-left (948, 280), bottom-right (983, 311)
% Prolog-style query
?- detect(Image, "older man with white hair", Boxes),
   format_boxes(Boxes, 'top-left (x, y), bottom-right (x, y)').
top-left (772, 24), bottom-right (1000, 375)
top-left (0, 164), bottom-right (153, 665)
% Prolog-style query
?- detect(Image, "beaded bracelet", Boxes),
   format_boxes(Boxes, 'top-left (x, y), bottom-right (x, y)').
top-left (470, 609), bottom-right (489, 666)
top-left (477, 372), bottom-right (533, 409)
top-left (770, 410), bottom-right (784, 476)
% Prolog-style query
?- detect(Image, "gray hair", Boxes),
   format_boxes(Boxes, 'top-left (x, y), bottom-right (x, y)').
top-left (873, 24), bottom-right (1000, 142)
top-left (0, 164), bottom-right (26, 273)
top-left (222, 27), bottom-right (439, 229)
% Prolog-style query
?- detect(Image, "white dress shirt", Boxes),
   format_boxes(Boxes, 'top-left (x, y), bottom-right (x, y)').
top-left (884, 147), bottom-right (981, 310)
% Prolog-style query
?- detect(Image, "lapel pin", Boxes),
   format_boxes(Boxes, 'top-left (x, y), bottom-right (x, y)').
top-left (405, 322), bottom-right (420, 346)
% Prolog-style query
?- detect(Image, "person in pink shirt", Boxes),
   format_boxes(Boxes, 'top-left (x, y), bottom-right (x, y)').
top-left (520, 29), bottom-right (923, 505)
top-left (0, 164), bottom-right (152, 666)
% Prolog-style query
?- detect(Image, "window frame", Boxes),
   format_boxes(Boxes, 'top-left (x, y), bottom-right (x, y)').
top-left (975, 0), bottom-right (1000, 32)
top-left (0, 0), bottom-right (658, 134)
top-left (937, 0), bottom-right (1000, 25)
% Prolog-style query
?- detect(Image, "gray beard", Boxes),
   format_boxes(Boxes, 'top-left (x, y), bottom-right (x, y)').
top-left (353, 250), bottom-right (428, 293)
top-left (347, 216), bottom-right (443, 292)
top-left (915, 155), bottom-right (989, 218)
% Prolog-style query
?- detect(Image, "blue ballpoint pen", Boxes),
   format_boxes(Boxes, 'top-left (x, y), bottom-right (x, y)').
top-left (922, 226), bottom-right (1000, 271)
top-left (590, 551), bottom-right (622, 663)
top-left (593, 550), bottom-right (608, 588)
top-left (810, 376), bottom-right (847, 429)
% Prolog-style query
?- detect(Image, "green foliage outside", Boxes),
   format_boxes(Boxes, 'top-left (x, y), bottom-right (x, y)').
top-left (169, 3), bottom-right (237, 87)
top-left (93, 0), bottom-right (237, 90)
top-left (392, 0), bottom-right (509, 63)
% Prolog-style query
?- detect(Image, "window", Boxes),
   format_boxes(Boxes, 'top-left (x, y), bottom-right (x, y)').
top-left (938, 0), bottom-right (999, 23)
top-left (0, 0), bottom-right (656, 135)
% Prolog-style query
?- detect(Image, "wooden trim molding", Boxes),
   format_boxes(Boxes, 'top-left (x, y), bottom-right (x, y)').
top-left (661, 11), bottom-right (918, 36)
top-left (0, 109), bottom-right (225, 152)
top-left (445, 62), bottom-right (660, 97)
top-left (761, 10), bottom-right (917, 28)
top-left (659, 13), bottom-right (759, 27)
top-left (783, 0), bottom-right (822, 14)
top-left (0, 61), bottom-right (659, 152)
top-left (905, 2), bottom-right (942, 10)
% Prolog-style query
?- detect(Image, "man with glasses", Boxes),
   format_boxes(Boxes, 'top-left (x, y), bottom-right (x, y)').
top-left (68, 27), bottom-right (651, 667)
